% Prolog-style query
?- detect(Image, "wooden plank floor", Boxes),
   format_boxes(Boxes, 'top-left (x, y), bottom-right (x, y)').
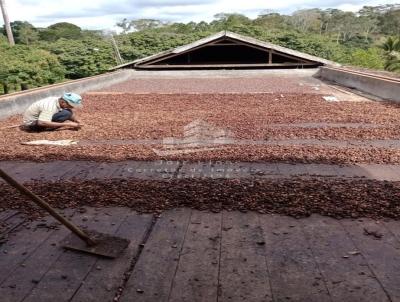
top-left (1, 209), bottom-right (399, 302)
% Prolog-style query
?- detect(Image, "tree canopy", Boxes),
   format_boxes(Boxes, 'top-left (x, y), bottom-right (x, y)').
top-left (0, 41), bottom-right (64, 93)
top-left (42, 37), bottom-right (116, 79)
top-left (39, 22), bottom-right (82, 41)
top-left (1, 4), bottom-right (400, 94)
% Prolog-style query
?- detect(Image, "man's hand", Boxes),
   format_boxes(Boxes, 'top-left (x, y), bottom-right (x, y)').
top-left (70, 116), bottom-right (83, 128)
top-left (63, 121), bottom-right (81, 129)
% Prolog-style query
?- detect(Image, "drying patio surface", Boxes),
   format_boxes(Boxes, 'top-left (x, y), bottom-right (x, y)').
top-left (1, 92), bottom-right (400, 163)
top-left (1, 207), bottom-right (400, 302)
top-left (1, 160), bottom-right (400, 220)
top-left (1, 71), bottom-right (400, 301)
top-left (96, 75), bottom-right (327, 94)
top-left (94, 69), bottom-right (329, 94)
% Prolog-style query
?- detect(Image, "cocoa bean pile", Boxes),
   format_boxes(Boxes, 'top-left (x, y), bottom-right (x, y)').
top-left (1, 178), bottom-right (399, 220)
top-left (0, 144), bottom-right (399, 164)
top-left (1, 93), bottom-right (399, 163)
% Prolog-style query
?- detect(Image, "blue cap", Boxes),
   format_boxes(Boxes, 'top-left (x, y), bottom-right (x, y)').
top-left (62, 92), bottom-right (82, 107)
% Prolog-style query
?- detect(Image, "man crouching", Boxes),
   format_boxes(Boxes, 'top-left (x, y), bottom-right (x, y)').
top-left (22, 92), bottom-right (83, 132)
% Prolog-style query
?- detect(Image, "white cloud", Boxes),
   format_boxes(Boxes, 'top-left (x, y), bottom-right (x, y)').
top-left (0, 0), bottom-right (399, 30)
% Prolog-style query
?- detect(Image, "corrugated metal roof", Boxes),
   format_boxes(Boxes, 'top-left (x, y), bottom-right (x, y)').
top-left (111, 31), bottom-right (340, 70)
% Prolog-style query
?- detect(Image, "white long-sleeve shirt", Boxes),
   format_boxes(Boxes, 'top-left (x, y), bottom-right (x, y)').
top-left (23, 97), bottom-right (62, 125)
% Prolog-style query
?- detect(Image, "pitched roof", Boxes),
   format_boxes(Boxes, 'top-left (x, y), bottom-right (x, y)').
top-left (111, 31), bottom-right (340, 70)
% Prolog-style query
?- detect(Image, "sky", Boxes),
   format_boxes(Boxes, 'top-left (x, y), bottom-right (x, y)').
top-left (1, 0), bottom-right (399, 31)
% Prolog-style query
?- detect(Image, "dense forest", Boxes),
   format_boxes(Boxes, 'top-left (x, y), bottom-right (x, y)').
top-left (1, 4), bottom-right (400, 94)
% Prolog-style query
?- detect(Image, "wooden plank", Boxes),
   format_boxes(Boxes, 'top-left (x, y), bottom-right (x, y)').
top-left (70, 211), bottom-right (153, 302)
top-left (341, 219), bottom-right (400, 301)
top-left (8, 162), bottom-right (43, 182)
top-left (259, 215), bottom-right (330, 301)
top-left (271, 163), bottom-right (315, 177)
top-left (0, 213), bottom-right (26, 236)
top-left (356, 164), bottom-right (400, 181)
top-left (0, 210), bottom-right (19, 221)
top-left (218, 211), bottom-right (273, 302)
top-left (62, 161), bottom-right (99, 180)
top-left (74, 162), bottom-right (125, 180)
top-left (16, 162), bottom-right (52, 182)
top-left (110, 161), bottom-right (174, 180)
top-left (30, 161), bottom-right (78, 181)
top-left (22, 207), bottom-right (129, 302)
top-left (387, 165), bottom-right (400, 178)
top-left (300, 164), bottom-right (339, 177)
top-left (80, 162), bottom-right (116, 179)
top-left (0, 161), bottom-right (21, 172)
top-left (0, 209), bottom-right (78, 302)
top-left (120, 208), bottom-right (192, 302)
top-left (384, 219), bottom-right (400, 240)
top-left (335, 165), bottom-right (370, 178)
top-left (0, 211), bottom-right (75, 286)
top-left (1, 162), bottom-right (39, 183)
top-left (83, 162), bottom-right (118, 180)
top-left (114, 161), bottom-right (152, 179)
top-left (0, 211), bottom-right (22, 249)
top-left (136, 161), bottom-right (178, 180)
top-left (248, 163), bottom-right (280, 177)
top-left (108, 161), bottom-right (168, 180)
top-left (14, 162), bottom-right (55, 182)
top-left (301, 215), bottom-right (390, 302)
top-left (109, 162), bottom-right (133, 178)
top-left (168, 210), bottom-right (222, 302)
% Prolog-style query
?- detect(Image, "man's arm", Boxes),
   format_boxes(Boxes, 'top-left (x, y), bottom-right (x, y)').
top-left (37, 120), bottom-right (80, 129)
top-left (69, 112), bottom-right (81, 124)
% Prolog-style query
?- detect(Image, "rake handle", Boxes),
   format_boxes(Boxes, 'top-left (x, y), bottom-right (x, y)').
top-left (0, 168), bottom-right (96, 246)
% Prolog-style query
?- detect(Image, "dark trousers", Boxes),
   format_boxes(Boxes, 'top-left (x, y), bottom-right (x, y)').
top-left (52, 109), bottom-right (72, 122)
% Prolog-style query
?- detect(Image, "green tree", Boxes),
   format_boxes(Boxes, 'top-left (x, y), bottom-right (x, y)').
top-left (379, 6), bottom-right (400, 36)
top-left (349, 48), bottom-right (385, 69)
top-left (117, 30), bottom-right (212, 61)
top-left (130, 19), bottom-right (164, 31)
top-left (1, 21), bottom-right (39, 44)
top-left (290, 9), bottom-right (322, 33)
top-left (381, 36), bottom-right (400, 71)
top-left (116, 18), bottom-right (133, 34)
top-left (0, 42), bottom-right (64, 94)
top-left (358, 6), bottom-right (380, 42)
top-left (39, 22), bottom-right (82, 41)
top-left (330, 11), bottom-right (359, 43)
top-left (195, 21), bottom-right (210, 32)
top-left (43, 37), bottom-right (115, 78)
top-left (254, 12), bottom-right (290, 31)
top-left (211, 13), bottom-right (251, 30)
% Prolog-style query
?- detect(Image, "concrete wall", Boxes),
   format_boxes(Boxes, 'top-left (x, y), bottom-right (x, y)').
top-left (318, 67), bottom-right (400, 102)
top-left (0, 70), bottom-right (133, 120)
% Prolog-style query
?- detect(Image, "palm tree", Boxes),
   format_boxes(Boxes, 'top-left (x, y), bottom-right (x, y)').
top-left (381, 36), bottom-right (400, 72)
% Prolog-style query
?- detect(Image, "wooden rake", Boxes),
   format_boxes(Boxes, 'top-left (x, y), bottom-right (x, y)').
top-left (0, 168), bottom-right (130, 258)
